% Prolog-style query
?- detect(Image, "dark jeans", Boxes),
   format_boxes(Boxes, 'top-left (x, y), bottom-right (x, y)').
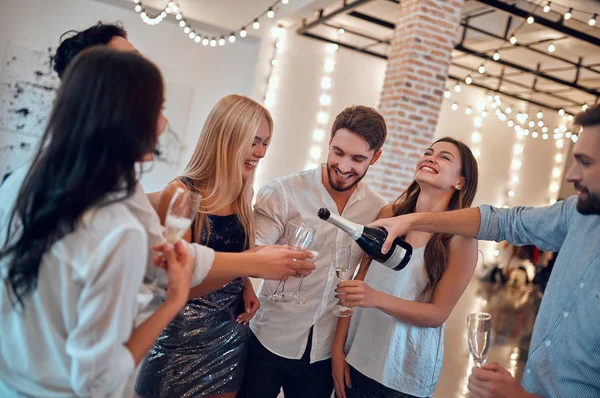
top-left (238, 329), bottom-right (334, 398)
top-left (342, 366), bottom-right (425, 398)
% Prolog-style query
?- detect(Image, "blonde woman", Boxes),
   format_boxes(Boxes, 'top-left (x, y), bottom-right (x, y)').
top-left (135, 95), bottom-right (272, 398)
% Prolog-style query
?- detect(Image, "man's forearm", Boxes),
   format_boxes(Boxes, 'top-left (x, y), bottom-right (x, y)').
top-left (410, 207), bottom-right (481, 238)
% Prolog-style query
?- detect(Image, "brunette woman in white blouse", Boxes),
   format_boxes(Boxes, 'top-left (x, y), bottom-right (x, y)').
top-left (332, 137), bottom-right (480, 398)
top-left (0, 48), bottom-right (194, 397)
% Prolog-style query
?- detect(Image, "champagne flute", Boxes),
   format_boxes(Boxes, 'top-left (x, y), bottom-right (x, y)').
top-left (467, 312), bottom-right (492, 368)
top-left (145, 187), bottom-right (201, 296)
top-left (332, 242), bottom-right (355, 317)
top-left (164, 187), bottom-right (201, 244)
top-left (270, 222), bottom-right (314, 302)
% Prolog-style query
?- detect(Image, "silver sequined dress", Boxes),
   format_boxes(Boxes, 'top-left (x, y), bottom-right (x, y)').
top-left (134, 214), bottom-right (249, 397)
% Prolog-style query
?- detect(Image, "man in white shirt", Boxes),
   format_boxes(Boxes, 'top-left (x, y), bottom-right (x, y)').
top-left (238, 106), bottom-right (389, 398)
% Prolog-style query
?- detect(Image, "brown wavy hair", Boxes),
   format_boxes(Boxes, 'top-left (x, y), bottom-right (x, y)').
top-left (392, 137), bottom-right (478, 300)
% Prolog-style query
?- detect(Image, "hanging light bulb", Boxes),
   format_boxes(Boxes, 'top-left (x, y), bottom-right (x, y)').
top-left (267, 8), bottom-right (275, 18)
top-left (487, 94), bottom-right (494, 102)
top-left (527, 16), bottom-right (535, 24)
top-left (558, 108), bottom-right (565, 116)
top-left (505, 107), bottom-right (512, 114)
top-left (583, 104), bottom-right (589, 111)
top-left (240, 28), bottom-right (247, 38)
top-left (338, 28), bottom-right (345, 35)
top-left (564, 8), bottom-right (572, 20)
top-left (444, 90), bottom-right (451, 99)
top-left (176, 13), bottom-right (182, 20)
top-left (478, 64), bottom-right (486, 74)
top-left (493, 51), bottom-right (500, 61)
top-left (465, 106), bottom-right (473, 115)
top-left (510, 35), bottom-right (517, 44)
top-left (210, 38), bottom-right (217, 47)
top-left (543, 1), bottom-right (551, 13)
top-left (202, 38), bottom-right (209, 46)
top-left (454, 83), bottom-right (462, 92)
top-left (184, 27), bottom-right (191, 34)
top-left (179, 20), bottom-right (186, 27)
top-left (253, 19), bottom-right (260, 29)
top-left (590, 13), bottom-right (598, 26)
top-left (537, 111), bottom-right (543, 119)
top-left (194, 36), bottom-right (201, 43)
top-left (481, 110), bottom-right (488, 118)
top-left (135, 5), bottom-right (142, 12)
top-left (548, 43), bottom-right (556, 53)
top-left (465, 75), bottom-right (472, 85)
top-left (229, 33), bottom-right (236, 43)
top-left (451, 102), bottom-right (459, 111)
top-left (282, 0), bottom-right (289, 3)
top-left (508, 120), bottom-right (514, 127)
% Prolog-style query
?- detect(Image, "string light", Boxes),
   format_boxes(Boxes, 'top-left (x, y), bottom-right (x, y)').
top-left (564, 7), bottom-right (573, 20)
top-left (510, 35), bottom-right (518, 44)
top-left (263, 26), bottom-right (285, 109)
top-left (493, 51), bottom-right (500, 61)
top-left (590, 13), bottom-right (598, 26)
top-left (543, 1), bottom-right (551, 13)
top-left (527, 16), bottom-right (535, 24)
top-left (307, 41), bottom-right (339, 170)
top-left (465, 75), bottom-right (473, 85)
top-left (133, 0), bottom-right (290, 48)
top-left (455, 83), bottom-right (462, 92)
top-left (548, 43), bottom-right (556, 53)
top-left (478, 64), bottom-right (486, 74)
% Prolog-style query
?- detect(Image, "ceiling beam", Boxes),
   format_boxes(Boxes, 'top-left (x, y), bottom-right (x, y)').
top-left (475, 0), bottom-right (600, 48)
top-left (455, 43), bottom-right (600, 97)
top-left (297, 0), bottom-right (373, 34)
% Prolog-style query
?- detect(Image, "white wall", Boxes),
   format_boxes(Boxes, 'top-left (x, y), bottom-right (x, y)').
top-left (252, 29), bottom-right (387, 191)
top-left (0, 0), bottom-right (261, 192)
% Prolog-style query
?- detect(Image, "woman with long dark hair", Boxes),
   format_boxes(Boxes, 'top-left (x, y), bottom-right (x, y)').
top-left (0, 47), bottom-right (193, 397)
top-left (331, 137), bottom-right (479, 398)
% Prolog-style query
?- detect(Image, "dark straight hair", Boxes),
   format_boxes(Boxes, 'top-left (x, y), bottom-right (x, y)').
top-left (392, 137), bottom-right (479, 299)
top-left (1, 47), bottom-right (164, 309)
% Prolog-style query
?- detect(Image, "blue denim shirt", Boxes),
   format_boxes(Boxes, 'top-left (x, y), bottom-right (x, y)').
top-left (477, 196), bottom-right (600, 398)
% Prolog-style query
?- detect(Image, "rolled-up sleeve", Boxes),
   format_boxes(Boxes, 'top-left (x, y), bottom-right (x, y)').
top-left (254, 180), bottom-right (288, 246)
top-left (65, 226), bottom-right (147, 397)
top-left (476, 196), bottom-right (575, 252)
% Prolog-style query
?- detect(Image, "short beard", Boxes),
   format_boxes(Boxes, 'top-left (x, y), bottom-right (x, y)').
top-left (327, 166), bottom-right (366, 192)
top-left (575, 183), bottom-right (600, 215)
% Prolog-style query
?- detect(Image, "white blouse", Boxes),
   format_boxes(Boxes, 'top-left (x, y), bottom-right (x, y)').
top-left (0, 167), bottom-right (159, 397)
top-left (345, 248), bottom-right (444, 397)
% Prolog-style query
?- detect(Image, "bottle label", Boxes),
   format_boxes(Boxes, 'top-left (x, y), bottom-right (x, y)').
top-left (382, 246), bottom-right (406, 269)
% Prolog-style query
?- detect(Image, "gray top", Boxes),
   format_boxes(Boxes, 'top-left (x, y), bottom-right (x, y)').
top-left (477, 196), bottom-right (600, 397)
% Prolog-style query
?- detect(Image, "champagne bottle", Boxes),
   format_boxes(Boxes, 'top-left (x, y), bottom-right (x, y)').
top-left (318, 208), bottom-right (412, 271)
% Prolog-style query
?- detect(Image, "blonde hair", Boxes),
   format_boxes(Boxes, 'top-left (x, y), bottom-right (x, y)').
top-left (181, 94), bottom-right (273, 248)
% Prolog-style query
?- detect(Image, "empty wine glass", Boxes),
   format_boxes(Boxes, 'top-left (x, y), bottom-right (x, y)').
top-left (332, 241), bottom-right (355, 317)
top-left (467, 312), bottom-right (492, 368)
top-left (144, 187), bottom-right (201, 296)
top-left (270, 221), bottom-right (314, 302)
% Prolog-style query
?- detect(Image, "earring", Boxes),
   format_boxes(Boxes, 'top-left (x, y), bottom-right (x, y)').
top-left (455, 184), bottom-right (460, 189)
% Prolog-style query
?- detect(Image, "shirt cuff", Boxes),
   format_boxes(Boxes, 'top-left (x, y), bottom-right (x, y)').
top-left (189, 243), bottom-right (215, 286)
top-left (476, 205), bottom-right (501, 242)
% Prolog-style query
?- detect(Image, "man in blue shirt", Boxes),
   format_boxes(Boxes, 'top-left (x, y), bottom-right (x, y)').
top-left (371, 104), bottom-right (600, 398)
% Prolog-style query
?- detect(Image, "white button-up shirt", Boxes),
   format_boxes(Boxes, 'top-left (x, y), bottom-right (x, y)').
top-left (250, 167), bottom-right (386, 363)
top-left (0, 166), bottom-right (216, 397)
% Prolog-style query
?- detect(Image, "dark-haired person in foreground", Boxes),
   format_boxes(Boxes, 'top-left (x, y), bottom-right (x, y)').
top-left (372, 105), bottom-right (600, 398)
top-left (0, 47), bottom-right (194, 398)
top-left (51, 22), bottom-right (313, 294)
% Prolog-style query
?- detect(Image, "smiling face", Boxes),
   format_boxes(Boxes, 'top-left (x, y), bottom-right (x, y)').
top-left (242, 116), bottom-right (271, 180)
top-left (565, 125), bottom-right (600, 214)
top-left (414, 141), bottom-right (464, 193)
top-left (325, 128), bottom-right (380, 192)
